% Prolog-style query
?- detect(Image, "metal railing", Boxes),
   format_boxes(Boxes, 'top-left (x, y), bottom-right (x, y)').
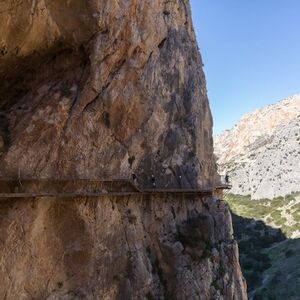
top-left (0, 177), bottom-right (231, 198)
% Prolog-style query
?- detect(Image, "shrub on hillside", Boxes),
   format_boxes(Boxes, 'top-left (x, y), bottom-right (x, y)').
top-left (285, 249), bottom-right (295, 258)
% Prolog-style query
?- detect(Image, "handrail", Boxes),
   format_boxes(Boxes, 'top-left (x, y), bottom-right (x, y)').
top-left (0, 178), bottom-right (230, 198)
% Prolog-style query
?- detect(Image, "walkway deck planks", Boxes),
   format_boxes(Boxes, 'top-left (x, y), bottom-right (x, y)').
top-left (0, 178), bottom-right (231, 198)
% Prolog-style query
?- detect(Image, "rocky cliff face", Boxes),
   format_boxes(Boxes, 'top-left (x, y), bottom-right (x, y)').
top-left (214, 95), bottom-right (300, 199)
top-left (0, 195), bottom-right (247, 299)
top-left (0, 0), bottom-right (246, 299)
top-left (0, 0), bottom-right (217, 188)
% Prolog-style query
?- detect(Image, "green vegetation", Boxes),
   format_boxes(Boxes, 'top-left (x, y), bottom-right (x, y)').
top-left (225, 192), bottom-right (300, 237)
top-left (225, 192), bottom-right (300, 299)
top-left (231, 213), bottom-right (285, 293)
top-left (253, 239), bottom-right (300, 300)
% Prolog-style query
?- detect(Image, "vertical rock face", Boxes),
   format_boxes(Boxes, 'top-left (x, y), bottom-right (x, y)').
top-left (0, 0), bottom-right (247, 299)
top-left (0, 0), bottom-right (216, 188)
top-left (0, 196), bottom-right (247, 300)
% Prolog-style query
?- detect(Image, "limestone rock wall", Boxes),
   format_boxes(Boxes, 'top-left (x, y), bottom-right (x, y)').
top-left (214, 95), bottom-right (300, 199)
top-left (0, 0), bottom-right (247, 299)
top-left (220, 117), bottom-right (300, 199)
top-left (214, 95), bottom-right (300, 164)
top-left (0, 195), bottom-right (246, 299)
top-left (0, 0), bottom-right (216, 189)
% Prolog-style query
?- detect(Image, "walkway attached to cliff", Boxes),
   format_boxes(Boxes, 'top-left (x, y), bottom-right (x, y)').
top-left (214, 184), bottom-right (232, 190)
top-left (0, 178), bottom-right (231, 198)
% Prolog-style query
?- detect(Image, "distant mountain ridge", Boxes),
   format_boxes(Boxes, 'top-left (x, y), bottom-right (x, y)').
top-left (214, 94), bottom-right (300, 199)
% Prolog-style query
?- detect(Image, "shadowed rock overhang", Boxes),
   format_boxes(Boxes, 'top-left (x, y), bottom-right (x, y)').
top-left (0, 0), bottom-right (217, 190)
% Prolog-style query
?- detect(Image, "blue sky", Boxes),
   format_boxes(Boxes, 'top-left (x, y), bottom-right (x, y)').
top-left (190, 0), bottom-right (300, 134)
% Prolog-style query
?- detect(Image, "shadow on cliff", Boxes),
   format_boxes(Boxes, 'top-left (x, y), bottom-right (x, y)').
top-left (231, 212), bottom-right (300, 300)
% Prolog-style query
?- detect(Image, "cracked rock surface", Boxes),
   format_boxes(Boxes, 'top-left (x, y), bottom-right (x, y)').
top-left (0, 0), bottom-right (247, 299)
top-left (0, 196), bottom-right (246, 299)
top-left (0, 0), bottom-right (217, 189)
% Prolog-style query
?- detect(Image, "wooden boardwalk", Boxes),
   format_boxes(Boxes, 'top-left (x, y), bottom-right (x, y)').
top-left (0, 178), bottom-right (230, 199)
top-left (214, 184), bottom-right (232, 190)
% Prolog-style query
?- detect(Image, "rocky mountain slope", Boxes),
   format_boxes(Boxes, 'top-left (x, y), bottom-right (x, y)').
top-left (215, 96), bottom-right (300, 299)
top-left (0, 1), bottom-right (246, 299)
top-left (214, 94), bottom-right (300, 200)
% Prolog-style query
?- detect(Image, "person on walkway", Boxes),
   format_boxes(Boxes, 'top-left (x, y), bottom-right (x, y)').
top-left (178, 175), bottom-right (182, 188)
top-left (132, 174), bottom-right (138, 185)
top-left (225, 173), bottom-right (229, 184)
top-left (151, 175), bottom-right (156, 188)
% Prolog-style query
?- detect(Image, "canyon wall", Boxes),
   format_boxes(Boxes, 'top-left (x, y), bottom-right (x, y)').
top-left (215, 95), bottom-right (300, 199)
top-left (0, 0), bottom-right (216, 188)
top-left (0, 195), bottom-right (247, 299)
top-left (0, 0), bottom-right (247, 299)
